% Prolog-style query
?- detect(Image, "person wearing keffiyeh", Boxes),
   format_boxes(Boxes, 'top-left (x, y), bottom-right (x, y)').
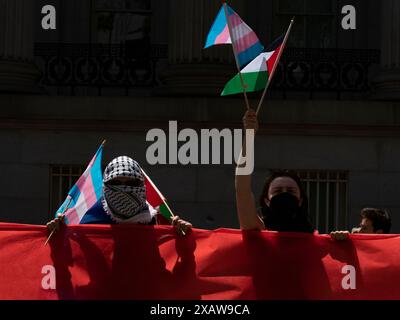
top-left (47, 156), bottom-right (192, 235)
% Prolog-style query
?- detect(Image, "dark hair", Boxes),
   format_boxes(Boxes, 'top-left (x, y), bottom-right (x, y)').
top-left (259, 170), bottom-right (314, 233)
top-left (259, 170), bottom-right (308, 211)
top-left (361, 208), bottom-right (391, 233)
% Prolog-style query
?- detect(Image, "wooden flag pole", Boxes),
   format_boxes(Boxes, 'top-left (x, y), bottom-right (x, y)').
top-left (161, 199), bottom-right (189, 236)
top-left (44, 197), bottom-right (71, 246)
top-left (163, 201), bottom-right (175, 218)
top-left (256, 17), bottom-right (295, 115)
top-left (223, 2), bottom-right (251, 110)
top-left (162, 201), bottom-right (187, 236)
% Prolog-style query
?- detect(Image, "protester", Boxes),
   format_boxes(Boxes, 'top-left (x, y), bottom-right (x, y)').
top-left (330, 208), bottom-right (391, 240)
top-left (235, 109), bottom-right (315, 233)
top-left (47, 156), bottom-right (192, 236)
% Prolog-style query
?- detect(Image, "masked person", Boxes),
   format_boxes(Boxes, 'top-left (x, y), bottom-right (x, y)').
top-left (235, 109), bottom-right (315, 233)
top-left (257, 171), bottom-right (314, 233)
top-left (47, 156), bottom-right (192, 235)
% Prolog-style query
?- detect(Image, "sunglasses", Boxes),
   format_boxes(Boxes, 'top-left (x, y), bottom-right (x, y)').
top-left (105, 179), bottom-right (142, 187)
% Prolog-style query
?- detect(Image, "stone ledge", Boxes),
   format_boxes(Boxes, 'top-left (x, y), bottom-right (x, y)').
top-left (1, 95), bottom-right (400, 127)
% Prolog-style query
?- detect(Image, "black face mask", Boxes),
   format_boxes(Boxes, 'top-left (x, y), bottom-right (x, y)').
top-left (262, 192), bottom-right (314, 233)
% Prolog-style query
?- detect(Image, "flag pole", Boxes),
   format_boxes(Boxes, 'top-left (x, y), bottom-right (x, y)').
top-left (45, 140), bottom-right (106, 245)
top-left (161, 200), bottom-right (187, 236)
top-left (223, 2), bottom-right (251, 110)
top-left (142, 169), bottom-right (187, 235)
top-left (44, 197), bottom-right (71, 246)
top-left (256, 17), bottom-right (295, 115)
top-left (163, 200), bottom-right (175, 218)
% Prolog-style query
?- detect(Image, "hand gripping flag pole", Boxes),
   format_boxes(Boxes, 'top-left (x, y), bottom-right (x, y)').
top-left (44, 198), bottom-right (70, 246)
top-left (256, 17), bottom-right (295, 115)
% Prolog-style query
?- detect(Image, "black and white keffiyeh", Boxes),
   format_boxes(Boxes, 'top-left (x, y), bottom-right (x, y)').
top-left (102, 156), bottom-right (154, 224)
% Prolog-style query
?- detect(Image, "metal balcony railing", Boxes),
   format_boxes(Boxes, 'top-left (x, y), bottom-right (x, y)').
top-left (34, 43), bottom-right (380, 98)
top-left (34, 42), bottom-right (168, 95)
top-left (270, 48), bottom-right (380, 99)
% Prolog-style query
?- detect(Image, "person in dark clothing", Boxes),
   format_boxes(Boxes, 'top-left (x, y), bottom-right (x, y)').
top-left (330, 208), bottom-right (391, 240)
top-left (257, 170), bottom-right (314, 233)
top-left (235, 109), bottom-right (315, 233)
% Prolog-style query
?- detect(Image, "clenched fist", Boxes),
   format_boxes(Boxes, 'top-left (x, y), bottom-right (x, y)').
top-left (171, 215), bottom-right (193, 236)
top-left (242, 109), bottom-right (258, 132)
top-left (46, 213), bottom-right (65, 233)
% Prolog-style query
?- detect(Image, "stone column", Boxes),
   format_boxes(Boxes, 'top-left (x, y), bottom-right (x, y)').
top-left (156, 0), bottom-right (246, 95)
top-left (0, 0), bottom-right (40, 93)
top-left (373, 0), bottom-right (400, 100)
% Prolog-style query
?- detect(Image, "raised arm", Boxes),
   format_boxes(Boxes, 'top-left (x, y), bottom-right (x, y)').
top-left (235, 109), bottom-right (265, 231)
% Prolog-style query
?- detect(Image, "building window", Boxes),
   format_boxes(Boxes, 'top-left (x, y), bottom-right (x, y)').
top-left (297, 170), bottom-right (348, 233)
top-left (94, 0), bottom-right (151, 48)
top-left (273, 0), bottom-right (336, 48)
top-left (49, 165), bottom-right (85, 218)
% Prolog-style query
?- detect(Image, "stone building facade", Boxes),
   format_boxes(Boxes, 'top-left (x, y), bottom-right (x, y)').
top-left (0, 0), bottom-right (399, 233)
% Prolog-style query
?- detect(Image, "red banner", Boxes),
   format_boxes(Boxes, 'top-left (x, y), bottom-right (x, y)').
top-left (0, 222), bottom-right (400, 300)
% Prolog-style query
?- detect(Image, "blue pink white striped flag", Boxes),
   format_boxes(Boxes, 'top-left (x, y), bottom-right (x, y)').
top-left (204, 4), bottom-right (264, 67)
top-left (55, 143), bottom-right (104, 225)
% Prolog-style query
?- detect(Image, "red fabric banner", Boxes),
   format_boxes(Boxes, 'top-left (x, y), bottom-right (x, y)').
top-left (0, 222), bottom-right (400, 300)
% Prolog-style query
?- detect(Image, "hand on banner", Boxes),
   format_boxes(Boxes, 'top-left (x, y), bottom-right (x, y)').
top-left (171, 215), bottom-right (192, 236)
top-left (243, 109), bottom-right (258, 132)
top-left (46, 213), bottom-right (65, 233)
top-left (330, 230), bottom-right (350, 241)
top-left (352, 227), bottom-right (361, 233)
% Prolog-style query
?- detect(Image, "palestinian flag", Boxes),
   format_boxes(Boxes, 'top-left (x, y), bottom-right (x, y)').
top-left (142, 170), bottom-right (174, 223)
top-left (221, 34), bottom-right (284, 96)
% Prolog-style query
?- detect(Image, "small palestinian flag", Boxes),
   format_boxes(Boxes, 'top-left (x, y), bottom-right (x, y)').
top-left (142, 170), bottom-right (174, 224)
top-left (221, 34), bottom-right (284, 96)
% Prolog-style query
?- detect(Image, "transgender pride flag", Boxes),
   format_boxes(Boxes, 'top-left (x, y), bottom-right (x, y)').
top-left (55, 143), bottom-right (104, 225)
top-left (205, 4), bottom-right (264, 67)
